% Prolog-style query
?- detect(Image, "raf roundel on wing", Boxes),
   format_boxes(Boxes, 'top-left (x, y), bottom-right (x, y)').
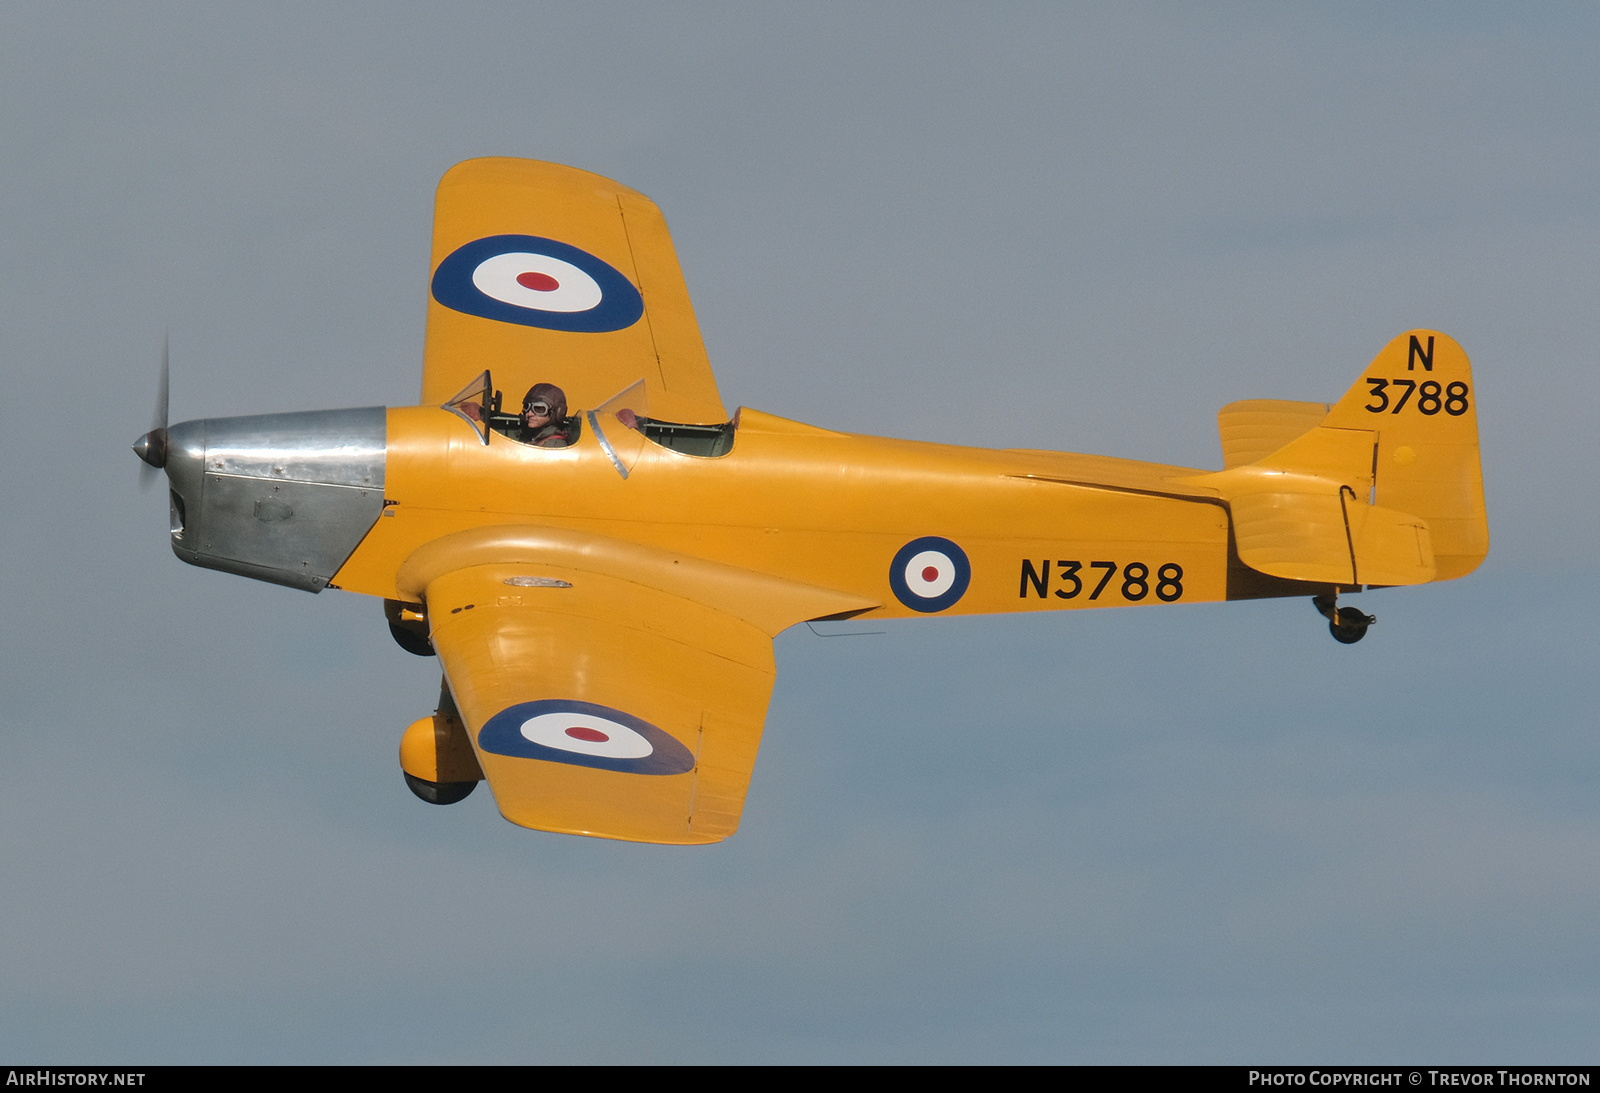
top-left (477, 699), bottom-right (695, 776)
top-left (889, 536), bottom-right (971, 612)
top-left (431, 234), bottom-right (645, 333)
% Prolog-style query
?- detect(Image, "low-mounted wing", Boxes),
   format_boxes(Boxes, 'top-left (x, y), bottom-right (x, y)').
top-left (423, 158), bottom-right (727, 425)
top-left (398, 527), bottom-right (876, 843)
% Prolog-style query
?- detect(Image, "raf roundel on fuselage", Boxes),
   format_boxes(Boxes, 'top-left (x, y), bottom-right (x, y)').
top-left (431, 234), bottom-right (645, 332)
top-left (889, 536), bottom-right (971, 613)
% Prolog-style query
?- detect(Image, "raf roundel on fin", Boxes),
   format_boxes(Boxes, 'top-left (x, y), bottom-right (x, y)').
top-left (431, 235), bottom-right (645, 332)
top-left (478, 699), bottom-right (695, 776)
top-left (889, 536), bottom-right (971, 612)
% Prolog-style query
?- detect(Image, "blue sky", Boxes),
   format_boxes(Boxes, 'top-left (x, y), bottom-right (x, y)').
top-left (1, 3), bottom-right (1596, 1062)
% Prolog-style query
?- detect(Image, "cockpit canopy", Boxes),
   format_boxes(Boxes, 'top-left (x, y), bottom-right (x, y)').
top-left (442, 370), bottom-right (735, 461)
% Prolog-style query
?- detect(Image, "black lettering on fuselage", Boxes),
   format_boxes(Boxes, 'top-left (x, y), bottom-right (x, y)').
top-left (1020, 558), bottom-right (1050, 598)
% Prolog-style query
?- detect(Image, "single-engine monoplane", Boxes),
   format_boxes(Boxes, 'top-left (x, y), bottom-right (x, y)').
top-left (135, 158), bottom-right (1488, 843)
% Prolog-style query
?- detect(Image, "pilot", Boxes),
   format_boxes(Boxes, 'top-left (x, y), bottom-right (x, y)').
top-left (460, 382), bottom-right (579, 448)
top-left (514, 383), bottom-right (575, 448)
top-left (464, 383), bottom-right (576, 448)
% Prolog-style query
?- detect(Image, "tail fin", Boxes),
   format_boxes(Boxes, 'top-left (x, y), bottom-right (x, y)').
top-left (1194, 330), bottom-right (1488, 587)
top-left (1322, 330), bottom-right (1487, 581)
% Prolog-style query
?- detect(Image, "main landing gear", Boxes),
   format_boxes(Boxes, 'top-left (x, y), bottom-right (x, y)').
top-left (400, 697), bottom-right (483, 806)
top-left (385, 599), bottom-right (434, 657)
top-left (1313, 593), bottom-right (1375, 644)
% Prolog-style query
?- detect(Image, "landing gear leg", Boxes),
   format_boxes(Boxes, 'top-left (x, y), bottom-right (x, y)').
top-left (1313, 593), bottom-right (1375, 645)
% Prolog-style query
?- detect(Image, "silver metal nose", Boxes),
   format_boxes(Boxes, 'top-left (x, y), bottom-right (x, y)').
top-left (156, 407), bottom-right (387, 593)
top-left (132, 428), bottom-right (167, 469)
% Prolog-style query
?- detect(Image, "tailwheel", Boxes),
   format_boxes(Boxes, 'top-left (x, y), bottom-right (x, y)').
top-left (1313, 594), bottom-right (1375, 644)
top-left (1329, 606), bottom-right (1375, 644)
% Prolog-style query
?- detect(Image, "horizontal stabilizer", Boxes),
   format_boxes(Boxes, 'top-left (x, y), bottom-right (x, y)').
top-left (1230, 492), bottom-right (1435, 586)
top-left (1347, 502), bottom-right (1435, 586)
top-left (1229, 491), bottom-right (1350, 583)
top-left (1217, 400), bottom-right (1329, 469)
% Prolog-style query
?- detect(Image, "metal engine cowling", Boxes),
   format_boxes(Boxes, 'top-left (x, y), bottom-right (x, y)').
top-left (161, 407), bottom-right (387, 592)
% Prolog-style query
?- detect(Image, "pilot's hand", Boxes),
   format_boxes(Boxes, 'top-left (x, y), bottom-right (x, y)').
top-left (460, 402), bottom-right (483, 421)
top-left (616, 408), bottom-right (639, 430)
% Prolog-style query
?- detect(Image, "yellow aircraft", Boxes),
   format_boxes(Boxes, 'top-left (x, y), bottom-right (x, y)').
top-left (133, 158), bottom-right (1488, 845)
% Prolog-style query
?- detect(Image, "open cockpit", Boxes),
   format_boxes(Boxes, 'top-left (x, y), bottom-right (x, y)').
top-left (442, 370), bottom-right (736, 460)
